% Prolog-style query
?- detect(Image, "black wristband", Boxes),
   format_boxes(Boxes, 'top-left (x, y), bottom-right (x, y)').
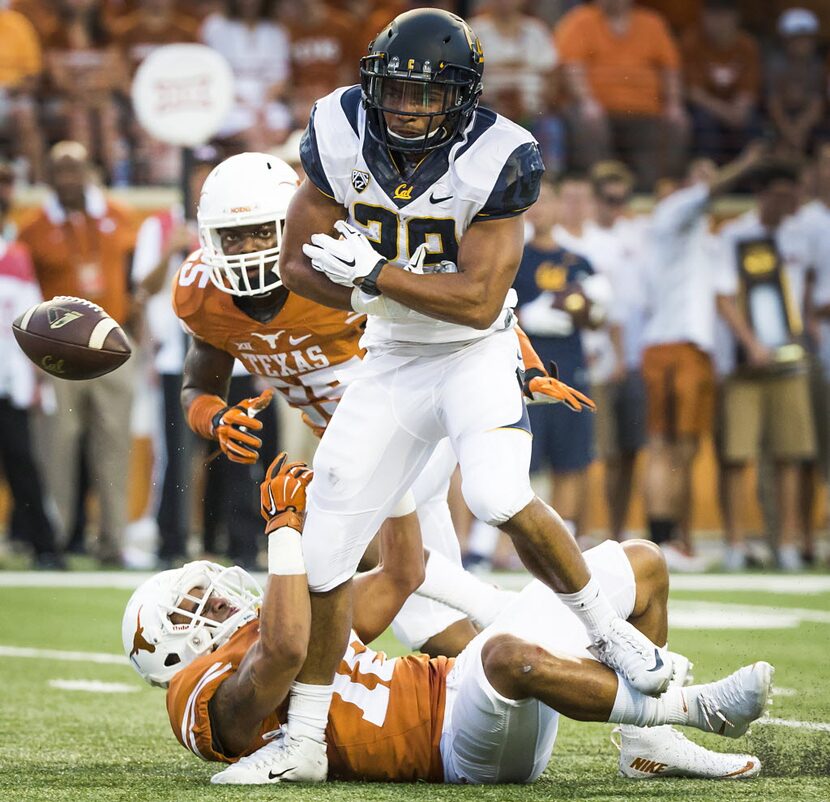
top-left (358, 259), bottom-right (387, 297)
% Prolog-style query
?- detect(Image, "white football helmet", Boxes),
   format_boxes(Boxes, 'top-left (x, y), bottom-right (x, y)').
top-left (197, 152), bottom-right (300, 296)
top-left (121, 560), bottom-right (262, 688)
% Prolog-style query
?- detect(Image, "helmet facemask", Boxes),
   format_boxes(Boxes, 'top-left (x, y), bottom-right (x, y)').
top-left (123, 561), bottom-right (262, 688)
top-left (361, 55), bottom-right (482, 154)
top-left (199, 215), bottom-right (285, 297)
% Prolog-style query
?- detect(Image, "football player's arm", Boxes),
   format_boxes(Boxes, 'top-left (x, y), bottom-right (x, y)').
top-left (181, 337), bottom-right (273, 463)
top-left (279, 179), bottom-right (352, 310)
top-left (208, 565), bottom-right (310, 757)
top-left (351, 511), bottom-right (426, 644)
top-left (371, 215), bottom-right (526, 329)
top-left (208, 455), bottom-right (312, 757)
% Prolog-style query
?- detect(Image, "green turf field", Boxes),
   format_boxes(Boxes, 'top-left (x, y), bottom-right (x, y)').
top-left (1, 577), bottom-right (829, 802)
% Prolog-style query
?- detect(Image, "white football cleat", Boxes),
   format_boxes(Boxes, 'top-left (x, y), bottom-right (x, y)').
top-left (210, 730), bottom-right (327, 784)
top-left (686, 661), bottom-right (774, 738)
top-left (669, 652), bottom-right (694, 687)
top-left (589, 617), bottom-right (674, 696)
top-left (613, 725), bottom-right (761, 779)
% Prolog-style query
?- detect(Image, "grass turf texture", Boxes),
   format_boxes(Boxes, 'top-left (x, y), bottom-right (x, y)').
top-left (0, 584), bottom-right (828, 801)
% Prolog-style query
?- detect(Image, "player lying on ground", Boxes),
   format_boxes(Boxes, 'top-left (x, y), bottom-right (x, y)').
top-left (122, 455), bottom-right (773, 784)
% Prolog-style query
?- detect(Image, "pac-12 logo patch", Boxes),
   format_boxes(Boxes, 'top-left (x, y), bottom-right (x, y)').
top-left (351, 170), bottom-right (370, 193)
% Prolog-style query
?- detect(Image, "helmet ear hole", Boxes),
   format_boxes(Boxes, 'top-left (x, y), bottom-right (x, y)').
top-left (164, 653), bottom-right (181, 667)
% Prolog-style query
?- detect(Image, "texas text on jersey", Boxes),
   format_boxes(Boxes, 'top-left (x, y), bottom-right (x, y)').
top-left (300, 85), bottom-right (545, 348)
top-left (167, 619), bottom-right (452, 781)
top-left (173, 249), bottom-right (366, 432)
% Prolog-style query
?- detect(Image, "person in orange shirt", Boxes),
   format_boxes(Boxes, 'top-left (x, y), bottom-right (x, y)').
top-left (122, 452), bottom-right (771, 784)
top-left (683, 0), bottom-right (762, 164)
top-left (278, 0), bottom-right (363, 129)
top-left (110, 0), bottom-right (200, 184)
top-left (176, 151), bottom-right (590, 658)
top-left (555, 0), bottom-right (686, 190)
top-left (17, 141), bottom-right (138, 566)
top-left (0, 3), bottom-right (45, 182)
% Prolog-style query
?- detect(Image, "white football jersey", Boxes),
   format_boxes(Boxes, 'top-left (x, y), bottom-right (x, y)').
top-left (300, 85), bottom-right (544, 348)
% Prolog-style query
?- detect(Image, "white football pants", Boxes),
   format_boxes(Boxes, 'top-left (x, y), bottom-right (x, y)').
top-left (303, 330), bottom-right (534, 592)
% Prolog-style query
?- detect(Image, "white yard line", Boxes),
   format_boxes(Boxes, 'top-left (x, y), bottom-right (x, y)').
top-left (758, 717), bottom-right (830, 733)
top-left (49, 679), bottom-right (138, 693)
top-left (1, 571), bottom-right (829, 594)
top-left (0, 645), bottom-right (128, 665)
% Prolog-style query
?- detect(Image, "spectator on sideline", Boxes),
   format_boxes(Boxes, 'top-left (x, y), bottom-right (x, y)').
top-left (18, 141), bottom-right (138, 567)
top-left (130, 165), bottom-right (204, 568)
top-left (470, 0), bottom-right (564, 172)
top-left (767, 8), bottom-right (827, 158)
top-left (41, 0), bottom-right (129, 184)
top-left (0, 3), bottom-right (45, 183)
top-left (555, 0), bottom-right (686, 190)
top-left (641, 146), bottom-right (764, 571)
top-left (586, 161), bottom-right (650, 541)
top-left (516, 180), bottom-right (608, 539)
top-left (0, 163), bottom-right (64, 569)
top-left (200, 0), bottom-right (292, 152)
top-left (111, 0), bottom-right (200, 185)
top-left (716, 160), bottom-right (816, 571)
top-left (682, 0), bottom-right (762, 164)
top-left (278, 0), bottom-right (362, 131)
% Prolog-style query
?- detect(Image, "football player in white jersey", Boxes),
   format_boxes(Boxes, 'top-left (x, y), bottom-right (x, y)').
top-left (274, 8), bottom-right (673, 778)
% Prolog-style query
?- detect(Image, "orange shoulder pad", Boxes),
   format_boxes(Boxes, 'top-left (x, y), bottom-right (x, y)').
top-left (171, 249), bottom-right (212, 322)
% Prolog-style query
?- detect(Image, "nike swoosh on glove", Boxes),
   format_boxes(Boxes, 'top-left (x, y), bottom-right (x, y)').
top-left (302, 219), bottom-right (386, 287)
top-left (523, 362), bottom-right (597, 412)
top-left (260, 451), bottom-right (313, 533)
top-left (211, 388), bottom-right (274, 464)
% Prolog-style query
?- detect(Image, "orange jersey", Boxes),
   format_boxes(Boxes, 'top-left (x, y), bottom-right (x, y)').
top-left (167, 620), bottom-right (453, 782)
top-left (172, 250), bottom-right (366, 431)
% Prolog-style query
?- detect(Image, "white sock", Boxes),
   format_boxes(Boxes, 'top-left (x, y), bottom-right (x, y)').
top-left (416, 550), bottom-right (513, 628)
top-left (467, 519), bottom-right (499, 558)
top-left (557, 576), bottom-right (617, 641)
top-left (287, 681), bottom-right (333, 743)
top-left (609, 678), bottom-right (690, 729)
top-left (619, 642), bottom-right (678, 738)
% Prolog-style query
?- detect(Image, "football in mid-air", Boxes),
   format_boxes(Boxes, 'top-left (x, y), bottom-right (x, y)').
top-left (12, 295), bottom-right (131, 380)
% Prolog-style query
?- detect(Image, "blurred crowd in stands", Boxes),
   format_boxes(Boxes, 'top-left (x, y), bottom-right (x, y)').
top-left (0, 0), bottom-right (829, 186)
top-left (1, 0), bottom-right (830, 574)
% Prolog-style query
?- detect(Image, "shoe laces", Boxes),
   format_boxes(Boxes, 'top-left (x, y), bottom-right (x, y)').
top-left (697, 681), bottom-right (738, 733)
top-left (600, 619), bottom-right (651, 662)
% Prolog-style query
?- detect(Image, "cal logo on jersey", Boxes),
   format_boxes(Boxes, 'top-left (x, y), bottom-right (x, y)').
top-left (351, 170), bottom-right (370, 193)
top-left (393, 183), bottom-right (413, 201)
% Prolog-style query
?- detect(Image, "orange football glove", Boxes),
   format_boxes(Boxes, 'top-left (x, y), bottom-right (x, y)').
top-left (523, 362), bottom-right (597, 413)
top-left (260, 451), bottom-right (314, 534)
top-left (211, 388), bottom-right (274, 464)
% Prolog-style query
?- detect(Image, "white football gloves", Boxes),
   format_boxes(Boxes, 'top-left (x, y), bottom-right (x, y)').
top-left (349, 245), bottom-right (427, 319)
top-left (302, 220), bottom-right (386, 287)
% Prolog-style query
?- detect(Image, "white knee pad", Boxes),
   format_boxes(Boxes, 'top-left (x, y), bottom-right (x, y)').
top-left (461, 467), bottom-right (534, 527)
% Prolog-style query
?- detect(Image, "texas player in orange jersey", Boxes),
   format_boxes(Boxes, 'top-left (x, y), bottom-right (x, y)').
top-left (123, 453), bottom-right (770, 785)
top-left (174, 151), bottom-right (594, 658)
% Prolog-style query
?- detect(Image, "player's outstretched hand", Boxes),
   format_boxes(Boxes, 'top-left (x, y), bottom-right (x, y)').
top-left (303, 220), bottom-right (386, 287)
top-left (523, 362), bottom-right (597, 412)
top-left (211, 388), bottom-right (274, 464)
top-left (260, 452), bottom-right (313, 533)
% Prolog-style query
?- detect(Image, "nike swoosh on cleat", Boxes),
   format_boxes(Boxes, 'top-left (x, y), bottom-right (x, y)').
top-left (723, 760), bottom-right (757, 777)
top-left (646, 649), bottom-right (664, 673)
top-left (429, 192), bottom-right (453, 204)
top-left (268, 768), bottom-right (294, 780)
top-left (723, 760), bottom-right (755, 777)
